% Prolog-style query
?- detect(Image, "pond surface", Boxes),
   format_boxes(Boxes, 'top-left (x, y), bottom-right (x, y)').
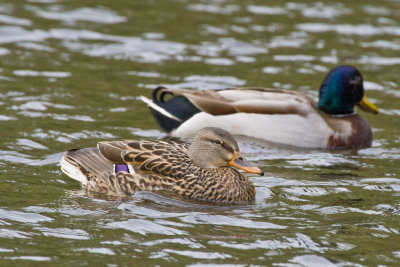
top-left (1, 0), bottom-right (400, 265)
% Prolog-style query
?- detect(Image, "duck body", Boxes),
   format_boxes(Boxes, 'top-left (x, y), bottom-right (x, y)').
top-left (61, 127), bottom-right (262, 204)
top-left (141, 65), bottom-right (378, 149)
top-left (170, 103), bottom-right (373, 149)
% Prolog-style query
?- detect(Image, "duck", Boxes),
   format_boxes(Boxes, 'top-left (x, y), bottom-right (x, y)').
top-left (140, 65), bottom-right (379, 149)
top-left (60, 127), bottom-right (263, 204)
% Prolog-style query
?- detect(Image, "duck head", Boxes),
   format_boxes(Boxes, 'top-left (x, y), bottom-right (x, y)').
top-left (318, 65), bottom-right (379, 116)
top-left (188, 127), bottom-right (263, 175)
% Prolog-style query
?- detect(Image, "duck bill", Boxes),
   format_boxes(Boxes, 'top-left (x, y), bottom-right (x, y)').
top-left (227, 154), bottom-right (263, 176)
top-left (357, 95), bottom-right (379, 114)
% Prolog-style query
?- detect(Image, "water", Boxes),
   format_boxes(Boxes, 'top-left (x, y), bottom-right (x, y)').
top-left (1, 0), bottom-right (399, 265)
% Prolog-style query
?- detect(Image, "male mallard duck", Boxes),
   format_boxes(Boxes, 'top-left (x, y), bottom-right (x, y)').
top-left (60, 127), bottom-right (263, 204)
top-left (141, 65), bottom-right (379, 149)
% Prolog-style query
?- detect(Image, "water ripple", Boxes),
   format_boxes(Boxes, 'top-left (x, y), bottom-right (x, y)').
top-left (197, 37), bottom-right (268, 57)
top-left (361, 40), bottom-right (400, 50)
top-left (0, 229), bottom-right (31, 239)
top-left (0, 26), bottom-right (189, 63)
top-left (52, 28), bottom-right (187, 63)
top-left (24, 205), bottom-right (105, 216)
top-left (11, 100), bottom-right (72, 111)
top-left (0, 150), bottom-right (35, 164)
top-left (0, 208), bottom-right (53, 223)
top-left (162, 249), bottom-right (232, 259)
top-left (34, 227), bottom-right (90, 240)
top-left (75, 247), bottom-right (115, 255)
top-left (105, 219), bottom-right (188, 236)
top-left (0, 115), bottom-right (17, 121)
top-left (297, 23), bottom-right (400, 36)
top-left (210, 233), bottom-right (321, 251)
top-left (127, 128), bottom-right (167, 139)
top-left (146, 75), bottom-right (245, 90)
top-left (15, 139), bottom-right (48, 150)
top-left (17, 111), bottom-right (94, 121)
top-left (180, 214), bottom-right (286, 229)
top-left (143, 238), bottom-right (204, 249)
top-left (0, 26), bottom-right (48, 44)
top-left (27, 5), bottom-right (126, 24)
top-left (6, 256), bottom-right (51, 262)
top-left (16, 41), bottom-right (54, 51)
top-left (188, 4), bottom-right (239, 15)
top-left (289, 255), bottom-right (336, 267)
top-left (300, 3), bottom-right (350, 19)
top-left (31, 129), bottom-right (117, 143)
top-left (118, 203), bottom-right (185, 219)
top-left (247, 5), bottom-right (286, 15)
top-left (0, 14), bottom-right (32, 26)
top-left (0, 0), bottom-right (398, 265)
top-left (13, 70), bottom-right (71, 78)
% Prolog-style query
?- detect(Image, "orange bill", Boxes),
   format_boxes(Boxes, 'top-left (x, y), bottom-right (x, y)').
top-left (227, 153), bottom-right (264, 176)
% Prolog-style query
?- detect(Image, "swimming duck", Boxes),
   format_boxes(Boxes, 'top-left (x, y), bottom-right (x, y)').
top-left (141, 65), bottom-right (379, 149)
top-left (60, 127), bottom-right (263, 204)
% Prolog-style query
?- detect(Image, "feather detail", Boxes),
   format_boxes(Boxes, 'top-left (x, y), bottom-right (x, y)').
top-left (141, 66), bottom-right (378, 149)
top-left (60, 127), bottom-right (259, 204)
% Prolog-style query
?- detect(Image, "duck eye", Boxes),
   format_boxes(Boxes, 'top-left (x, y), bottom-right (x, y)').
top-left (214, 140), bottom-right (223, 145)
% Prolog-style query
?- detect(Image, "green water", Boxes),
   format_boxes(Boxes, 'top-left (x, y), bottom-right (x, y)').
top-left (1, 0), bottom-right (400, 265)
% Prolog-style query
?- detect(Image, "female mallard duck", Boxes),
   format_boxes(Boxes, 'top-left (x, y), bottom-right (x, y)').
top-left (141, 65), bottom-right (379, 149)
top-left (60, 127), bottom-right (263, 204)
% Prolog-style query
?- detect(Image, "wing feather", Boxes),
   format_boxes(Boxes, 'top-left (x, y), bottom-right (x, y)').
top-left (115, 140), bottom-right (192, 178)
top-left (166, 87), bottom-right (316, 116)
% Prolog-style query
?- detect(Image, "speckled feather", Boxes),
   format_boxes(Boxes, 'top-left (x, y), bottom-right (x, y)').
top-left (61, 134), bottom-right (256, 204)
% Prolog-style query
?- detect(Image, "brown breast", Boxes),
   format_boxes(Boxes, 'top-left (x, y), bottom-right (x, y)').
top-left (326, 114), bottom-right (372, 149)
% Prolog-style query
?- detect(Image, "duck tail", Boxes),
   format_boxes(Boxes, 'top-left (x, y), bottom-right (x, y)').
top-left (139, 86), bottom-right (201, 133)
top-left (60, 147), bottom-right (113, 185)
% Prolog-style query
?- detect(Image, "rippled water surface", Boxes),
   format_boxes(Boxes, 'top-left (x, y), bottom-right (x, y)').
top-left (1, 0), bottom-right (400, 265)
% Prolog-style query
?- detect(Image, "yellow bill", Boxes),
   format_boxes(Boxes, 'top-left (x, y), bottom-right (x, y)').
top-left (358, 94), bottom-right (379, 114)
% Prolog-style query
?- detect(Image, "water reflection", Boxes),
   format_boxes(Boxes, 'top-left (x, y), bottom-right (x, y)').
top-left (28, 6), bottom-right (127, 24)
top-left (0, 0), bottom-right (399, 265)
top-left (0, 208), bottom-right (53, 223)
top-left (145, 75), bottom-right (246, 89)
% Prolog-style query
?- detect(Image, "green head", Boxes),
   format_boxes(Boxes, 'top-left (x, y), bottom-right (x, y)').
top-left (318, 65), bottom-right (364, 115)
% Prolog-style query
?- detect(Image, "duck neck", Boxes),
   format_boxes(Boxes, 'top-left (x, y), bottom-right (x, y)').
top-left (188, 145), bottom-right (213, 169)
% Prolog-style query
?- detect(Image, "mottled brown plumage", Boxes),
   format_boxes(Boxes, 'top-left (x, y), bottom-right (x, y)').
top-left (60, 127), bottom-right (262, 204)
